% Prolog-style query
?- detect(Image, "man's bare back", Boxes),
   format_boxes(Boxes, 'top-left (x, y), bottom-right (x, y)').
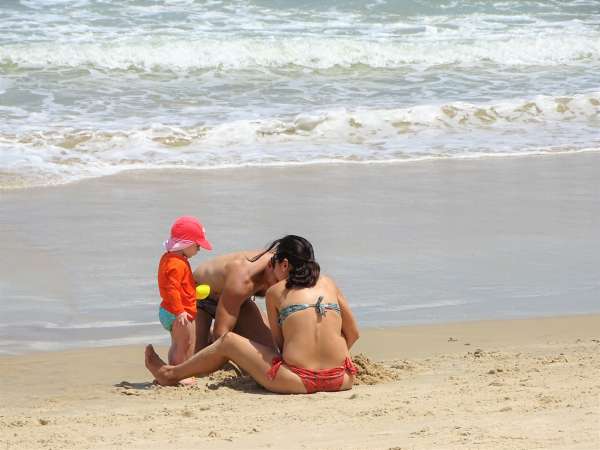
top-left (192, 250), bottom-right (263, 299)
top-left (192, 250), bottom-right (279, 352)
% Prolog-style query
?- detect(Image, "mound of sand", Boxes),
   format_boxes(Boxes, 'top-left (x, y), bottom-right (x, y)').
top-left (203, 365), bottom-right (261, 392)
top-left (352, 353), bottom-right (406, 385)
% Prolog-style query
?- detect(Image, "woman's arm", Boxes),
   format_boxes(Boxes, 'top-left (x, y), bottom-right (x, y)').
top-left (265, 285), bottom-right (284, 353)
top-left (336, 284), bottom-right (360, 349)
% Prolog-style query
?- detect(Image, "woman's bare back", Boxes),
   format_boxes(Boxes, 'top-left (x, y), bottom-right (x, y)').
top-left (274, 276), bottom-right (350, 370)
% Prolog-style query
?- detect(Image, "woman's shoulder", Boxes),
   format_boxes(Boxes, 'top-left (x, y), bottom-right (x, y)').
top-left (317, 274), bottom-right (337, 288)
top-left (266, 279), bottom-right (287, 298)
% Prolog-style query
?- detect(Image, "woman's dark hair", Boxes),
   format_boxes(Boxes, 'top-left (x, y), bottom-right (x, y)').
top-left (249, 235), bottom-right (320, 289)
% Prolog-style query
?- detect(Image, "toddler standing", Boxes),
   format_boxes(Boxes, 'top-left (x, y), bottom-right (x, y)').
top-left (158, 216), bottom-right (212, 381)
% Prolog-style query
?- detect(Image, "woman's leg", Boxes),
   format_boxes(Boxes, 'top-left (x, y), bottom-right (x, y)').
top-left (146, 342), bottom-right (229, 385)
top-left (145, 332), bottom-right (306, 393)
top-left (216, 332), bottom-right (306, 393)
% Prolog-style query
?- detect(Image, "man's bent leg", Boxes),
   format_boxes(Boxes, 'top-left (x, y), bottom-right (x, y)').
top-left (233, 300), bottom-right (274, 349)
top-left (195, 308), bottom-right (213, 353)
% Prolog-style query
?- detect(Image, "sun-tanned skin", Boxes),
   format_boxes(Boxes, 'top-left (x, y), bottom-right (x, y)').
top-left (144, 263), bottom-right (361, 394)
top-left (192, 251), bottom-right (279, 353)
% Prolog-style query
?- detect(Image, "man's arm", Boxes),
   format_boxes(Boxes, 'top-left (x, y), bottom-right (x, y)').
top-left (212, 264), bottom-right (255, 339)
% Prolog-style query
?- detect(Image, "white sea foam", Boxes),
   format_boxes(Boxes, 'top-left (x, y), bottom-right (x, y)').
top-left (384, 299), bottom-right (468, 312)
top-left (4, 0), bottom-right (599, 74)
top-left (0, 320), bottom-right (158, 329)
top-left (1, 2), bottom-right (600, 191)
top-left (2, 32), bottom-right (599, 72)
top-left (0, 78), bottom-right (10, 95)
top-left (43, 320), bottom-right (159, 329)
top-left (1, 92), bottom-right (599, 188)
top-left (23, 334), bottom-right (167, 353)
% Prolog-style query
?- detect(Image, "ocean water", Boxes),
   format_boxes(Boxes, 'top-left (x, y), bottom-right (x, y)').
top-left (1, 0), bottom-right (599, 188)
top-left (1, 1), bottom-right (600, 354)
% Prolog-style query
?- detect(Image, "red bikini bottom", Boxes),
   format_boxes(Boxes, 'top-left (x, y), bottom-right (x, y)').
top-left (266, 356), bottom-right (357, 393)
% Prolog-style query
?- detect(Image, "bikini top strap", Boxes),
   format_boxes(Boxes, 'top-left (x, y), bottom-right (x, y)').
top-left (278, 304), bottom-right (312, 325)
top-left (315, 296), bottom-right (325, 316)
top-left (277, 296), bottom-right (341, 325)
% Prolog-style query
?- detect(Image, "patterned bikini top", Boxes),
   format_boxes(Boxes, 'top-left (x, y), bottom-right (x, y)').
top-left (278, 295), bottom-right (341, 325)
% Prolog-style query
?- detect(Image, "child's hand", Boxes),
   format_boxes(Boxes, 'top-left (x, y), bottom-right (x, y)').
top-left (176, 312), bottom-right (190, 327)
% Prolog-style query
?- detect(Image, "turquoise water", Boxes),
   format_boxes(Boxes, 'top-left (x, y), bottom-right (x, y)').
top-left (1, 0), bottom-right (599, 187)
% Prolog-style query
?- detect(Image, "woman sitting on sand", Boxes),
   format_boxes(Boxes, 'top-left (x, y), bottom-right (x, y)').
top-left (145, 235), bottom-right (360, 394)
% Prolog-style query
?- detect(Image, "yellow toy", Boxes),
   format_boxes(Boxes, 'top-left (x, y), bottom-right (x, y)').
top-left (195, 284), bottom-right (211, 300)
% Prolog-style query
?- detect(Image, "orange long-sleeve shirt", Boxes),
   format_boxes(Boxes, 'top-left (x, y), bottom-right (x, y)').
top-left (158, 252), bottom-right (197, 320)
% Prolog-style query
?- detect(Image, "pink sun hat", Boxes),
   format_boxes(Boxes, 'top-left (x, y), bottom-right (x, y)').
top-left (164, 216), bottom-right (212, 252)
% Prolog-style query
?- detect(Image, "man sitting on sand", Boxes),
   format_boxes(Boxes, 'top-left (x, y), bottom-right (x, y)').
top-left (192, 249), bottom-right (282, 352)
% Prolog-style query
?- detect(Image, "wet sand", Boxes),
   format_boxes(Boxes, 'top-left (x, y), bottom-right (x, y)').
top-left (1, 153), bottom-right (599, 353)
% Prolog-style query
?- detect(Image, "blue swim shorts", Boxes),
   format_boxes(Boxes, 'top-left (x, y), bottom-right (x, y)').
top-left (159, 307), bottom-right (176, 332)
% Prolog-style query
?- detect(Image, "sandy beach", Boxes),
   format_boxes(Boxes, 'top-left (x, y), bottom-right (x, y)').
top-left (3, 1), bottom-right (600, 447)
top-left (1, 314), bottom-right (599, 449)
top-left (1, 154), bottom-right (599, 448)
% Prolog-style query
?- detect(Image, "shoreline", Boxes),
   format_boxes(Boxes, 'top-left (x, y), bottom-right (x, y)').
top-left (1, 151), bottom-right (600, 354)
top-left (0, 311), bottom-right (598, 358)
top-left (5, 147), bottom-right (600, 193)
top-left (1, 313), bottom-right (598, 449)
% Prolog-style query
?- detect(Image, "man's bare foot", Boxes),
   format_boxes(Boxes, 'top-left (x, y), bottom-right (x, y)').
top-left (145, 345), bottom-right (178, 386)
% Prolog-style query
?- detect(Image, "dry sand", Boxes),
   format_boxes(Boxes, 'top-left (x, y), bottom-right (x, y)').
top-left (1, 314), bottom-right (599, 449)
